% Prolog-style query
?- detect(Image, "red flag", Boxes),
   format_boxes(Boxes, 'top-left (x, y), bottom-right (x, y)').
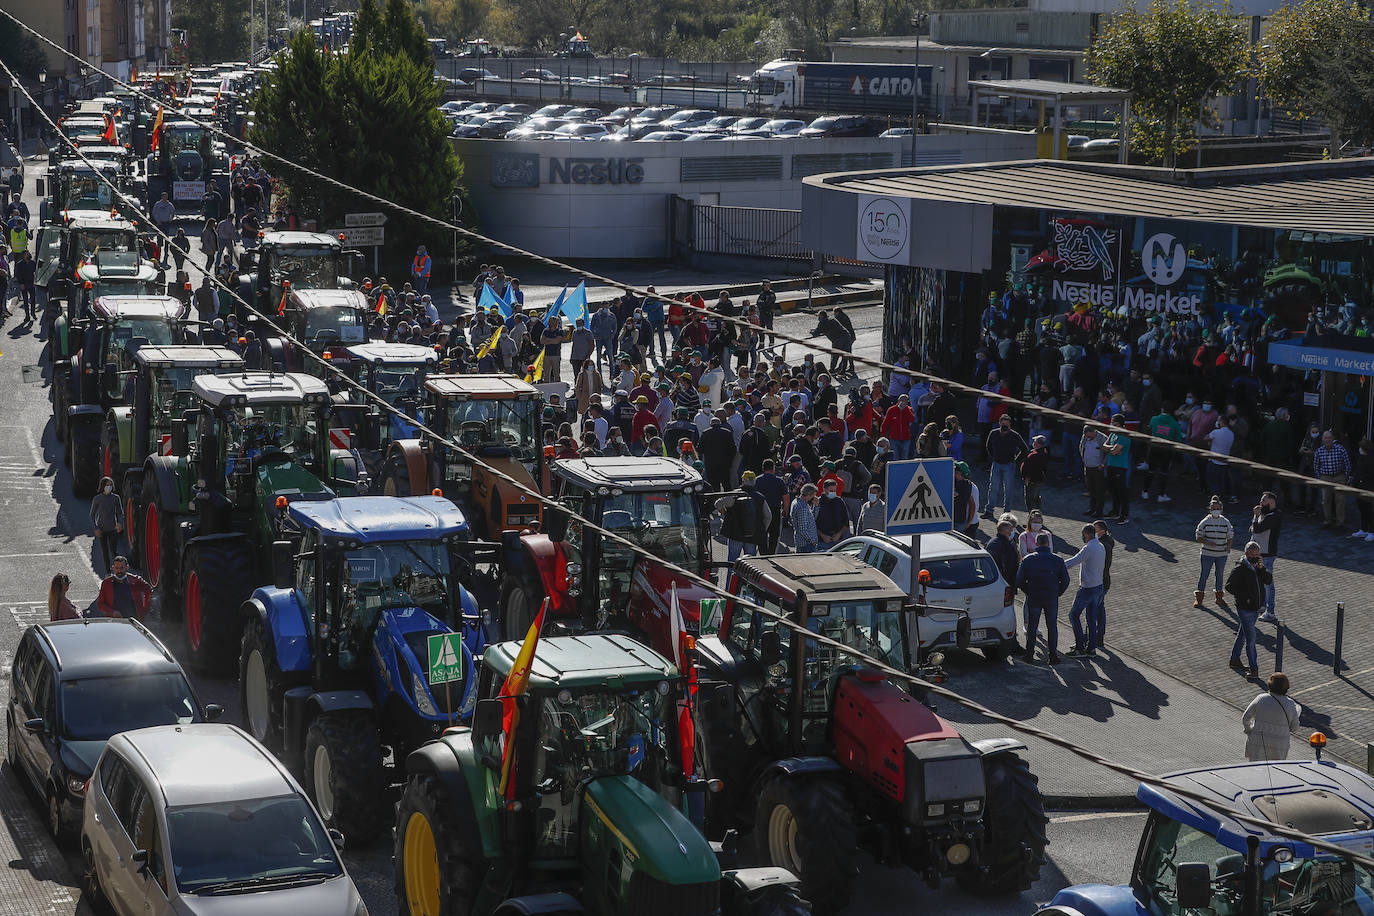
top-left (497, 599), bottom-right (547, 799)
top-left (668, 584), bottom-right (696, 777)
top-left (102, 115), bottom-right (115, 143)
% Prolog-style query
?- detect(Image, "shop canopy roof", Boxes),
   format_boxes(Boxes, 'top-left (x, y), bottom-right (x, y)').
top-left (967, 79), bottom-right (1131, 106)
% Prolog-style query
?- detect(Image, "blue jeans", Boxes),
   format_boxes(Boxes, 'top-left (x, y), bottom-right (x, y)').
top-left (892, 439), bottom-right (912, 460)
top-left (1231, 609), bottom-right (1258, 669)
top-left (1261, 556), bottom-right (1276, 613)
top-left (727, 539), bottom-right (758, 563)
top-left (1023, 598), bottom-right (1059, 656)
top-left (1069, 585), bottom-right (1104, 651)
top-left (595, 337), bottom-right (614, 367)
top-left (1198, 554), bottom-right (1227, 592)
top-left (988, 462), bottom-right (1016, 513)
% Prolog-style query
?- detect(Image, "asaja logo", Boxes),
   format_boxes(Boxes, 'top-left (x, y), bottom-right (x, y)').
top-left (1142, 232), bottom-right (1188, 286)
top-left (858, 197), bottom-right (908, 261)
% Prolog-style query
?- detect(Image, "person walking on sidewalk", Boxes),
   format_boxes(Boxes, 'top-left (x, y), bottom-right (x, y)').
top-left (1093, 519), bottom-right (1115, 647)
top-left (983, 414), bottom-right (1028, 520)
top-left (89, 476), bottom-right (124, 573)
top-left (1016, 532), bottom-right (1069, 664)
top-left (1250, 491), bottom-right (1282, 622)
top-left (1241, 673), bottom-right (1301, 761)
top-left (1063, 524), bottom-right (1105, 658)
top-left (1195, 495), bottom-right (1234, 609)
top-left (1020, 435), bottom-right (1050, 510)
top-left (1103, 413), bottom-right (1132, 523)
top-left (1079, 424), bottom-right (1108, 518)
top-left (1226, 541), bottom-right (1272, 678)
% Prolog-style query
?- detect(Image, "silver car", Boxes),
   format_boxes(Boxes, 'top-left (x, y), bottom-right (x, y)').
top-left (81, 723), bottom-right (364, 915)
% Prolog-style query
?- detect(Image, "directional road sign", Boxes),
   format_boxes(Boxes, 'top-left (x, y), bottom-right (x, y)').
top-left (885, 458), bottom-right (954, 536)
top-left (427, 632), bottom-right (465, 685)
top-left (345, 211), bottom-right (387, 228)
top-left (328, 225), bottom-right (385, 247)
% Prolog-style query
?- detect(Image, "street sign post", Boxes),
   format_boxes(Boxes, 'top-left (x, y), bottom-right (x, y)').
top-left (344, 211), bottom-right (387, 228)
top-left (328, 225), bottom-right (386, 274)
top-left (885, 458), bottom-right (955, 633)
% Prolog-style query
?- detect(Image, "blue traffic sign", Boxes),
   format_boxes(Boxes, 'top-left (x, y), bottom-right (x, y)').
top-left (885, 458), bottom-right (955, 535)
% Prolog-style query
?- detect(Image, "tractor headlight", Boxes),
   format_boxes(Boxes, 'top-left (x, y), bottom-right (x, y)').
top-left (961, 799), bottom-right (982, 814)
top-left (1271, 847), bottom-right (1293, 863)
top-left (411, 671), bottom-right (438, 717)
top-left (926, 803), bottom-right (945, 818)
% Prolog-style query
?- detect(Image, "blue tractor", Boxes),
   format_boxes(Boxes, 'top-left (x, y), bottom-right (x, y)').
top-left (238, 495), bottom-right (489, 846)
top-left (1037, 742), bottom-right (1374, 916)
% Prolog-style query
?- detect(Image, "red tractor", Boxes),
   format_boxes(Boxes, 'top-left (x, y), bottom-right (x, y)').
top-left (693, 553), bottom-right (1048, 913)
top-left (497, 456), bottom-right (715, 654)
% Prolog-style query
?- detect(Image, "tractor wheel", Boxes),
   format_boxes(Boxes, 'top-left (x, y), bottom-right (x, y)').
top-left (240, 617), bottom-right (301, 754)
top-left (381, 451), bottom-right (413, 497)
top-left (122, 478), bottom-right (142, 568)
top-left (498, 577), bottom-right (543, 643)
top-left (143, 491), bottom-right (181, 608)
top-left (723, 883), bottom-right (812, 916)
top-left (182, 539), bottom-right (254, 675)
top-left (304, 712), bottom-right (386, 848)
top-left (752, 777), bottom-right (858, 915)
top-left (69, 419), bottom-right (102, 499)
top-left (959, 752), bottom-right (1048, 896)
top-left (395, 772), bottom-right (489, 916)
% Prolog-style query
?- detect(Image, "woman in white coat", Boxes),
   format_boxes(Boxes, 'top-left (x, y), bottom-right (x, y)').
top-left (1242, 672), bottom-right (1302, 761)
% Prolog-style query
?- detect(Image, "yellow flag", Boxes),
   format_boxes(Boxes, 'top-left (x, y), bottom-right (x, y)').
top-left (526, 347), bottom-right (545, 383)
top-left (476, 326), bottom-right (501, 359)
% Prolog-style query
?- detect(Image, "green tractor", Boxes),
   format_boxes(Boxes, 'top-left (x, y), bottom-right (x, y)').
top-left (235, 231), bottom-right (362, 321)
top-left (56, 295), bottom-right (193, 497)
top-left (139, 371), bottom-right (362, 672)
top-left (107, 344), bottom-right (244, 567)
top-left (32, 211), bottom-right (139, 293)
top-left (35, 158), bottom-right (138, 225)
top-left (394, 632), bottom-right (811, 916)
top-left (262, 287), bottom-right (372, 375)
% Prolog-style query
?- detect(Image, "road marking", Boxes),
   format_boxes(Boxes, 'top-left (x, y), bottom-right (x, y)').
top-left (0, 553), bottom-right (67, 559)
top-left (1051, 811), bottom-right (1146, 824)
top-left (1289, 666), bottom-right (1374, 697)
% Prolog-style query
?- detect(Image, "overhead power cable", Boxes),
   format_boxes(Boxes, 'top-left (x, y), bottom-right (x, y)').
top-left (12, 58), bottom-right (1374, 876)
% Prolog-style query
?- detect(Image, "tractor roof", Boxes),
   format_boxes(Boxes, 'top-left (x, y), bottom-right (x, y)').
top-left (133, 345), bottom-right (243, 369)
top-left (70, 144), bottom-right (128, 158)
top-left (62, 214), bottom-right (134, 231)
top-left (1141, 761), bottom-right (1374, 857)
top-left (424, 373), bottom-right (539, 400)
top-left (346, 342), bottom-right (438, 365)
top-left (482, 633), bottom-right (678, 690)
top-left (287, 496), bottom-right (470, 542)
top-left (75, 257), bottom-right (161, 282)
top-left (90, 295), bottom-right (186, 321)
top-left (736, 553), bottom-right (907, 605)
top-left (553, 456), bottom-right (704, 492)
top-left (287, 288), bottom-right (368, 310)
top-left (262, 231), bottom-right (342, 248)
top-left (192, 371), bottom-right (331, 407)
top-left (55, 158), bottom-right (122, 173)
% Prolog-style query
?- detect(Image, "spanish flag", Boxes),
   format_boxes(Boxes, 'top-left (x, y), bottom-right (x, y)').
top-left (497, 599), bottom-right (547, 800)
top-left (475, 326), bottom-right (501, 359)
top-left (149, 106), bottom-right (164, 153)
top-left (102, 115), bottom-right (115, 144)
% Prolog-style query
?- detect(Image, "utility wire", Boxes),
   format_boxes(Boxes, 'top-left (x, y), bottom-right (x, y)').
top-left (8, 5), bottom-right (1372, 502)
top-left (15, 62), bottom-right (1374, 877)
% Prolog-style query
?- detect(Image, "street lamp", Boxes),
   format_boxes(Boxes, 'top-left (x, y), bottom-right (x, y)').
top-left (910, 13), bottom-right (928, 163)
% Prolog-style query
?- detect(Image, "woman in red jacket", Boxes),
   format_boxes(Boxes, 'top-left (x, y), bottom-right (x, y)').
top-left (881, 393), bottom-right (916, 460)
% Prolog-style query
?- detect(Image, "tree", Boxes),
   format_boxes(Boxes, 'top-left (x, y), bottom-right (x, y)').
top-left (419, 0), bottom-right (494, 43)
top-left (172, 0), bottom-right (250, 64)
top-left (1257, 0), bottom-right (1374, 153)
top-left (0, 19), bottom-right (47, 80)
top-left (1087, 0), bottom-right (1249, 167)
top-left (252, 25), bottom-right (463, 265)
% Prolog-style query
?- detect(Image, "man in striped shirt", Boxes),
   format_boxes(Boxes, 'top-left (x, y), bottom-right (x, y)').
top-left (1194, 495), bottom-right (1234, 610)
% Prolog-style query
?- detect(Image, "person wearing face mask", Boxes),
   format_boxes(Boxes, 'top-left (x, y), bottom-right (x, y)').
top-left (1017, 509), bottom-right (1052, 557)
top-left (1187, 398), bottom-right (1220, 489)
top-left (1063, 524), bottom-right (1105, 658)
top-left (1194, 496), bottom-right (1234, 609)
top-left (1225, 542), bottom-right (1272, 678)
top-left (96, 556), bottom-right (152, 620)
top-left (815, 479), bottom-right (851, 545)
top-left (857, 484), bottom-right (886, 534)
top-left (1250, 491), bottom-right (1283, 622)
top-left (89, 476), bottom-right (125, 573)
top-left (1296, 423), bottom-right (1322, 515)
top-left (790, 483), bottom-right (820, 553)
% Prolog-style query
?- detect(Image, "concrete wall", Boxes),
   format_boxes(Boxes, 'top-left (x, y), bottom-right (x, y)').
top-left (454, 131), bottom-right (1037, 260)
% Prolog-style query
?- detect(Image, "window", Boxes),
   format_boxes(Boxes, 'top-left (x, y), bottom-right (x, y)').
top-left (132, 790), bottom-right (167, 891)
top-left (110, 770), bottom-right (144, 839)
top-left (833, 541), bottom-right (865, 560)
top-left (863, 545), bottom-right (899, 577)
top-left (295, 534), bottom-right (316, 621)
top-left (33, 669), bottom-right (55, 726)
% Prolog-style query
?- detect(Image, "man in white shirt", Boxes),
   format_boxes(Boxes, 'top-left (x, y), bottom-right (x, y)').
top-left (698, 356), bottom-right (726, 409)
top-left (1063, 523), bottom-right (1106, 657)
top-left (1204, 417), bottom-right (1236, 503)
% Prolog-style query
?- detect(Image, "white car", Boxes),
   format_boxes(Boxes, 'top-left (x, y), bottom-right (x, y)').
top-left (81, 723), bottom-right (364, 915)
top-left (831, 530), bottom-right (1018, 661)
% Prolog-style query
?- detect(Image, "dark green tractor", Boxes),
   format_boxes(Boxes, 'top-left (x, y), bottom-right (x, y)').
top-left (394, 633), bottom-right (811, 916)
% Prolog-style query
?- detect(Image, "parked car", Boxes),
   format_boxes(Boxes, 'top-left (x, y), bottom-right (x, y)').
top-left (686, 115), bottom-right (740, 134)
top-left (7, 618), bottom-right (218, 842)
top-left (661, 108), bottom-right (717, 130)
top-left (683, 132), bottom-right (731, 141)
top-left (439, 100), bottom-right (470, 113)
top-left (506, 116), bottom-right (573, 138)
top-left (799, 114), bottom-right (871, 138)
top-left (457, 67), bottom-right (500, 82)
top-left (452, 114), bottom-right (503, 137)
top-left (562, 106), bottom-right (603, 122)
top-left (596, 106), bottom-right (643, 127)
top-left (477, 117), bottom-right (519, 138)
top-left (1067, 134), bottom-right (1092, 149)
top-left (637, 130), bottom-right (690, 142)
top-left (606, 121), bottom-right (672, 141)
top-left (628, 105), bottom-right (681, 128)
top-left (458, 101), bottom-right (498, 115)
top-left (830, 530), bottom-right (1019, 662)
top-left (494, 102), bottom-right (532, 116)
top-left (733, 117), bottom-right (805, 138)
top-left (879, 126), bottom-right (914, 138)
top-left (530, 103), bottom-right (574, 119)
top-left (555, 122), bottom-right (611, 140)
top-left (520, 68), bottom-right (559, 81)
top-left (1082, 138), bottom-right (1119, 150)
top-left (80, 723), bottom-right (364, 914)
top-left (728, 116), bottom-right (770, 135)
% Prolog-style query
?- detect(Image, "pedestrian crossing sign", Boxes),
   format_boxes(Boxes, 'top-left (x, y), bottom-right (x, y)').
top-left (885, 458), bottom-right (955, 536)
top-left (426, 632), bottom-right (465, 685)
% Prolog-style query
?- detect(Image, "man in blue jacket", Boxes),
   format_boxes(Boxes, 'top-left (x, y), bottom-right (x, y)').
top-left (1015, 532), bottom-right (1070, 664)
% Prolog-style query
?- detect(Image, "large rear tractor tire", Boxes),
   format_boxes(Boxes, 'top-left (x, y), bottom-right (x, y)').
top-left (304, 712), bottom-right (386, 848)
top-left (497, 577), bottom-right (543, 643)
top-left (69, 418), bottom-right (102, 499)
top-left (143, 491), bottom-right (181, 609)
top-left (182, 539), bottom-right (254, 675)
top-left (121, 478), bottom-right (142, 569)
top-left (722, 882), bottom-right (812, 916)
top-left (380, 451), bottom-right (413, 498)
top-left (752, 778), bottom-right (858, 915)
top-left (395, 772), bottom-right (489, 916)
top-left (958, 752), bottom-right (1048, 896)
top-left (240, 617), bottom-right (302, 754)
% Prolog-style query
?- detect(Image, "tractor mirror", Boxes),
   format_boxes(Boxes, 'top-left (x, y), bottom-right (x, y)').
top-left (203, 704), bottom-right (223, 721)
top-left (472, 698), bottom-right (503, 752)
top-left (102, 363), bottom-right (118, 392)
top-left (271, 540), bottom-right (295, 590)
top-left (760, 630), bottom-right (783, 667)
top-left (543, 503), bottom-right (568, 542)
top-left (1175, 863), bottom-right (1212, 910)
top-left (170, 418), bottom-right (190, 456)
